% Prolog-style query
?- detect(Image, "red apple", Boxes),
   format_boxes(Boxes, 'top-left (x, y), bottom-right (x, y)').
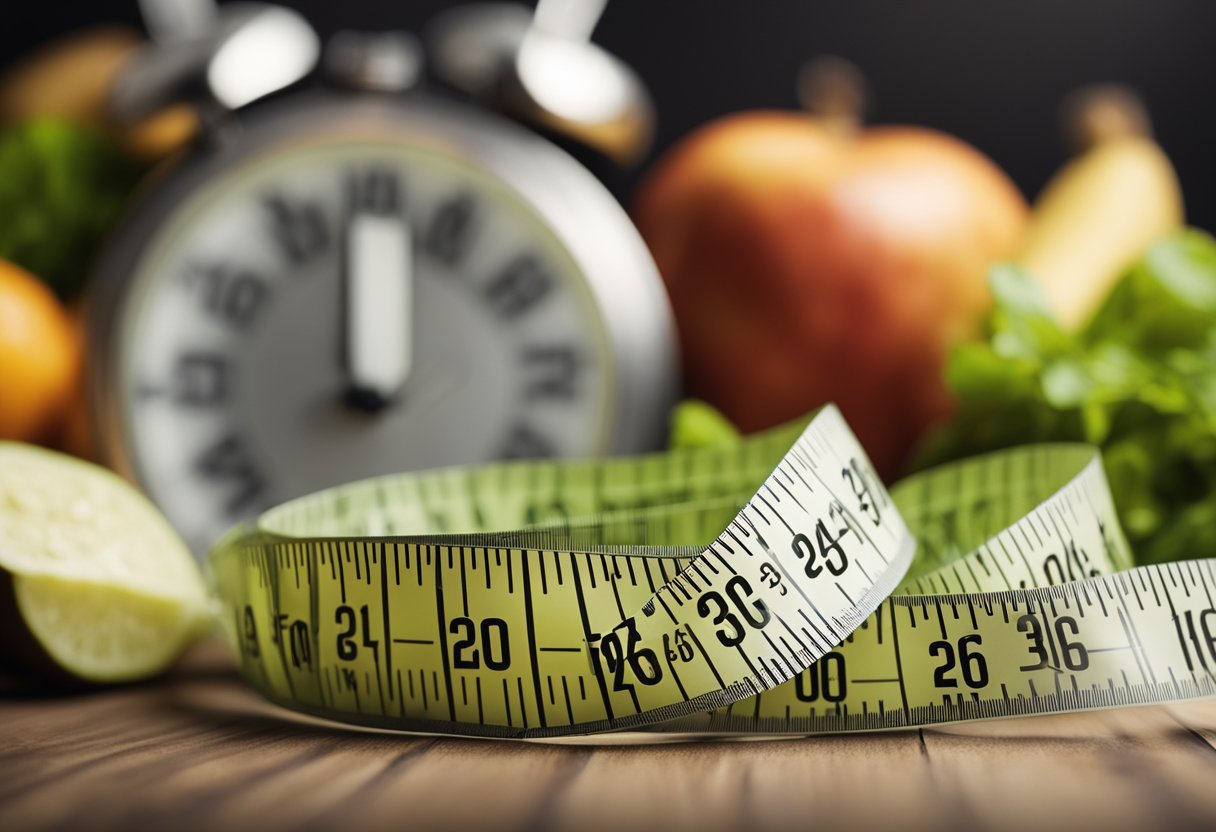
top-left (634, 108), bottom-right (1028, 479)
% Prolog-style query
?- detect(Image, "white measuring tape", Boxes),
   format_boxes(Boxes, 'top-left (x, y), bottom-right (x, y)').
top-left (208, 406), bottom-right (1216, 739)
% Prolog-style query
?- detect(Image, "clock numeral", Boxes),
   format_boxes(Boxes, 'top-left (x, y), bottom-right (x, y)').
top-left (189, 264), bottom-right (270, 330)
top-left (484, 254), bottom-right (553, 319)
top-left (499, 424), bottom-right (556, 460)
top-left (172, 352), bottom-right (228, 406)
top-left (424, 193), bottom-right (477, 266)
top-left (264, 194), bottom-right (329, 265)
top-left (346, 168), bottom-right (402, 215)
top-left (195, 434), bottom-right (266, 517)
top-left (522, 345), bottom-right (582, 400)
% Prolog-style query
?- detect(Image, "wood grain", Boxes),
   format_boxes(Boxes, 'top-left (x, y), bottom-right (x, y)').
top-left (3, 638), bottom-right (1216, 832)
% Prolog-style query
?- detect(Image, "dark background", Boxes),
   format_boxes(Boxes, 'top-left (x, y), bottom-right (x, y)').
top-left (4, 0), bottom-right (1215, 229)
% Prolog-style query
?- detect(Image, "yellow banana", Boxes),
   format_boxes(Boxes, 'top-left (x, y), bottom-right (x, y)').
top-left (1018, 90), bottom-right (1183, 330)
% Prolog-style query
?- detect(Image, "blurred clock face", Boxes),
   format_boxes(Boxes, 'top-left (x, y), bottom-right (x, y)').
top-left (117, 140), bottom-right (614, 554)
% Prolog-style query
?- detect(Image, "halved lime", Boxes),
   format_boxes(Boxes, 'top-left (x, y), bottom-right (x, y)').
top-left (0, 442), bottom-right (210, 682)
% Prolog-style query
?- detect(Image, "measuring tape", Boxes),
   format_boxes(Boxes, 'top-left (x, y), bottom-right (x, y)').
top-left (208, 406), bottom-right (1216, 740)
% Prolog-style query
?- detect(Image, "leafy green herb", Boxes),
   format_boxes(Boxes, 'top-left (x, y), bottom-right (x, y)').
top-left (0, 119), bottom-right (141, 298)
top-left (915, 230), bottom-right (1216, 565)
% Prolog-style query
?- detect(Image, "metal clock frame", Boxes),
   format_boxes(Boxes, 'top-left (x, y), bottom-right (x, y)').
top-left (87, 90), bottom-right (680, 511)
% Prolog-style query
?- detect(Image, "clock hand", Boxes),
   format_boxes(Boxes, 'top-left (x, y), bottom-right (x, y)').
top-left (342, 211), bottom-right (413, 412)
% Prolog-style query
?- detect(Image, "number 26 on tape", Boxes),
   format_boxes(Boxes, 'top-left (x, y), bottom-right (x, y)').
top-left (598, 618), bottom-right (663, 693)
top-left (930, 635), bottom-right (989, 689)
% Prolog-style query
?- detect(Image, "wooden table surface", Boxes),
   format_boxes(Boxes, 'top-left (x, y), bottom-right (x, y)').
top-left (4, 638), bottom-right (1216, 832)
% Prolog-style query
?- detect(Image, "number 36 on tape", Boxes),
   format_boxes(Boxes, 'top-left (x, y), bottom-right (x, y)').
top-left (208, 405), bottom-right (1216, 740)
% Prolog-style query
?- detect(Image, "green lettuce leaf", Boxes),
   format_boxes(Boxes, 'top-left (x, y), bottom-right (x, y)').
top-left (0, 119), bottom-right (141, 298)
top-left (915, 230), bottom-right (1216, 565)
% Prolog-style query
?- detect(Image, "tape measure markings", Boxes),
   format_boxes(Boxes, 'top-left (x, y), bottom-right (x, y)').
top-left (209, 406), bottom-right (1216, 739)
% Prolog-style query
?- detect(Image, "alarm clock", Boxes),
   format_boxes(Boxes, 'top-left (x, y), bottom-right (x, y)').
top-left (87, 2), bottom-right (679, 556)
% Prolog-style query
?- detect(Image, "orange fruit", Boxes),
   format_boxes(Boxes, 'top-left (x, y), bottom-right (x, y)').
top-left (0, 260), bottom-right (78, 443)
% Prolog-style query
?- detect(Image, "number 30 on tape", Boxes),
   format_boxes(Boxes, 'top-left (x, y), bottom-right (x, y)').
top-left (207, 406), bottom-right (1216, 740)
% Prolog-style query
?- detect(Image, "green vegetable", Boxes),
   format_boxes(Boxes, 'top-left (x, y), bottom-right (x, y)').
top-left (669, 399), bottom-right (742, 450)
top-left (916, 230), bottom-right (1216, 565)
top-left (0, 119), bottom-right (141, 298)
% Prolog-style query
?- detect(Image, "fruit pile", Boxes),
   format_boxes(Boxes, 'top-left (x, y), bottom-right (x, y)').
top-left (0, 30), bottom-right (208, 685)
top-left (643, 61), bottom-right (1213, 572)
top-left (637, 61), bottom-right (1183, 482)
top-left (0, 28), bottom-right (197, 452)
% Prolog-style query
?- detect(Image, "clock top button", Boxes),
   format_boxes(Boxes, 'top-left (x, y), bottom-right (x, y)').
top-left (425, 0), bottom-right (654, 164)
top-left (325, 31), bottom-right (424, 94)
top-left (110, 3), bottom-right (320, 124)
